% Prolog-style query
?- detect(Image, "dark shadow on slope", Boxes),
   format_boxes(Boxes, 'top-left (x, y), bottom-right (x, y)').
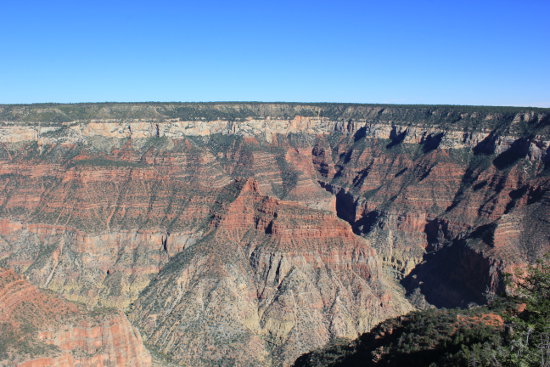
top-left (317, 181), bottom-right (381, 236)
top-left (352, 210), bottom-right (380, 235)
top-left (418, 165), bottom-right (434, 181)
top-left (335, 190), bottom-right (357, 224)
top-left (473, 132), bottom-right (498, 155)
top-left (472, 180), bottom-right (488, 191)
top-left (468, 223), bottom-right (497, 247)
top-left (395, 167), bottom-right (408, 177)
top-left (424, 219), bottom-right (451, 251)
top-left (543, 147), bottom-right (550, 174)
top-left (505, 185), bottom-right (528, 213)
top-left (353, 126), bottom-right (367, 142)
top-left (444, 155), bottom-right (492, 213)
top-left (421, 133), bottom-right (444, 153)
top-left (401, 236), bottom-right (503, 308)
top-left (340, 150), bottom-right (353, 164)
top-left (492, 137), bottom-right (531, 170)
top-left (386, 127), bottom-right (407, 149)
top-left (527, 186), bottom-right (547, 204)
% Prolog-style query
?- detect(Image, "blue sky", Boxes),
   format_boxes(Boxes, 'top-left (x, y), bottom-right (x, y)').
top-left (1, 0), bottom-right (549, 106)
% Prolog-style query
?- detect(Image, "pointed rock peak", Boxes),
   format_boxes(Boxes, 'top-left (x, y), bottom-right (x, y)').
top-left (237, 177), bottom-right (261, 195)
top-left (232, 177), bottom-right (280, 208)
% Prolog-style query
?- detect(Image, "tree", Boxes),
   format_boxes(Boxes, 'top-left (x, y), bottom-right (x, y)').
top-left (500, 255), bottom-right (549, 367)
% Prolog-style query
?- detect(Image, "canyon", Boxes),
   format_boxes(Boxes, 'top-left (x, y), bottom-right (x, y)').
top-left (0, 103), bottom-right (548, 366)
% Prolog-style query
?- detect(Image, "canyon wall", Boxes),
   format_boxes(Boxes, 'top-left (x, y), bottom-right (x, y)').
top-left (0, 103), bottom-right (548, 366)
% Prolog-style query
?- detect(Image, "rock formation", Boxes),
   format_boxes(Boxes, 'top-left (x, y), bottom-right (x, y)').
top-left (0, 268), bottom-right (151, 367)
top-left (128, 177), bottom-right (409, 366)
top-left (0, 103), bottom-right (548, 366)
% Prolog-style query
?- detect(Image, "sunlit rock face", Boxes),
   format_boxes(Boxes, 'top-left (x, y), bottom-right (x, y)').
top-left (0, 103), bottom-right (548, 366)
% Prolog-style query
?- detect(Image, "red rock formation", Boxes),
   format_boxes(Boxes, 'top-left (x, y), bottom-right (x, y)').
top-left (129, 178), bottom-right (409, 366)
top-left (0, 103), bottom-right (547, 366)
top-left (0, 268), bottom-right (151, 367)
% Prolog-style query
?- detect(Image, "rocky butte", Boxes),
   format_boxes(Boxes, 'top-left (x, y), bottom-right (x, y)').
top-left (0, 102), bottom-right (548, 366)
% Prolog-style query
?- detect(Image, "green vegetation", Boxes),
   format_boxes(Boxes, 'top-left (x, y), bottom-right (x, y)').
top-left (68, 157), bottom-right (145, 168)
top-left (0, 321), bottom-right (60, 362)
top-left (0, 323), bottom-right (16, 359)
top-left (144, 342), bottom-right (181, 367)
top-left (142, 135), bottom-right (169, 149)
top-left (294, 258), bottom-right (550, 367)
top-left (274, 153), bottom-right (299, 198)
top-left (499, 258), bottom-right (550, 367)
top-left (1, 103), bottom-right (547, 134)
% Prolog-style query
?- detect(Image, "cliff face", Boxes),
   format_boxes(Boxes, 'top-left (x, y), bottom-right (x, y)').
top-left (0, 103), bottom-right (548, 366)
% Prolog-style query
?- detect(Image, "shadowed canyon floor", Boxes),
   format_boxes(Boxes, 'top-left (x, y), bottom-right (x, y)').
top-left (0, 103), bottom-right (548, 366)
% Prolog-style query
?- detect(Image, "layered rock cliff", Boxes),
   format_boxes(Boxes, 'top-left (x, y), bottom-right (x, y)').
top-left (128, 178), bottom-right (409, 366)
top-left (0, 103), bottom-right (548, 366)
top-left (0, 268), bottom-right (151, 367)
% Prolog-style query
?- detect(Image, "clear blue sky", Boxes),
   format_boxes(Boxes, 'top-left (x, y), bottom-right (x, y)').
top-left (1, 0), bottom-right (549, 106)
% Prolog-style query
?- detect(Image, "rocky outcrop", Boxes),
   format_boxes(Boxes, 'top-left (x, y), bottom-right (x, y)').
top-left (0, 268), bottom-right (151, 367)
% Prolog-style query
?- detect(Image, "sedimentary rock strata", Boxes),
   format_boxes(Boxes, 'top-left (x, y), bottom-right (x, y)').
top-left (0, 103), bottom-right (548, 366)
top-left (0, 268), bottom-right (151, 367)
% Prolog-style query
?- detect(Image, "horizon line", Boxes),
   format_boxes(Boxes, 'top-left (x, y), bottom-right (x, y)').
top-left (1, 101), bottom-right (549, 110)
